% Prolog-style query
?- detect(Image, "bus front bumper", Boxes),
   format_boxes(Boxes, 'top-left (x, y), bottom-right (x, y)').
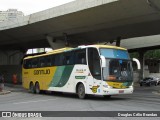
top-left (103, 87), bottom-right (133, 95)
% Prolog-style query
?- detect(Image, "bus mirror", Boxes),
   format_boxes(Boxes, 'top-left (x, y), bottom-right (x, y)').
top-left (100, 56), bottom-right (106, 68)
top-left (132, 58), bottom-right (141, 70)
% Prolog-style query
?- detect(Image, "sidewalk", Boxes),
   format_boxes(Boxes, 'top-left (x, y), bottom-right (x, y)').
top-left (0, 89), bottom-right (11, 95)
top-left (133, 82), bottom-right (140, 87)
top-left (4, 83), bottom-right (22, 88)
top-left (0, 83), bottom-right (23, 95)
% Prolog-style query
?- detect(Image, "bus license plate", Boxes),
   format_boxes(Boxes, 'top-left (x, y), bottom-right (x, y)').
top-left (119, 90), bottom-right (124, 93)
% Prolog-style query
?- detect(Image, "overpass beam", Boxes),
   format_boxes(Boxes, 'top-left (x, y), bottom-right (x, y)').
top-left (46, 35), bottom-right (66, 49)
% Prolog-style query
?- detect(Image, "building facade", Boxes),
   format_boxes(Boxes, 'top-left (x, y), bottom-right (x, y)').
top-left (0, 9), bottom-right (24, 22)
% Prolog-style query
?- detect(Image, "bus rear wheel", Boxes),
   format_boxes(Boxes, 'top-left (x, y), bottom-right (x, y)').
top-left (77, 84), bottom-right (86, 99)
top-left (35, 82), bottom-right (40, 94)
top-left (29, 82), bottom-right (35, 93)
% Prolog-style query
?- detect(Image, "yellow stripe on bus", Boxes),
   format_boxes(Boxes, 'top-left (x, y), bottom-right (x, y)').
top-left (107, 82), bottom-right (127, 89)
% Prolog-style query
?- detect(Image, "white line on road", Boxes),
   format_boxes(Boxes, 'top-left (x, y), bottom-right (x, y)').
top-left (13, 98), bottom-right (57, 105)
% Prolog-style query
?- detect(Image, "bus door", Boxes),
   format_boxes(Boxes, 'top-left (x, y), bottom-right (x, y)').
top-left (88, 48), bottom-right (102, 94)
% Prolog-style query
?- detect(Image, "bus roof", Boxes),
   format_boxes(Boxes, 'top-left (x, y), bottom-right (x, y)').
top-left (83, 45), bottom-right (127, 50)
top-left (24, 45), bottom-right (127, 59)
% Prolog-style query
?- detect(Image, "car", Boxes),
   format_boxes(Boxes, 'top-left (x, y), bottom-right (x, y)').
top-left (139, 76), bottom-right (160, 86)
top-left (150, 76), bottom-right (160, 85)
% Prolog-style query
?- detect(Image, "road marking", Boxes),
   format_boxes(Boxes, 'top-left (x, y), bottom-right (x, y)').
top-left (13, 98), bottom-right (57, 105)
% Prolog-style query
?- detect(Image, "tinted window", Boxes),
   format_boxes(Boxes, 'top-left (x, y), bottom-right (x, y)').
top-left (88, 48), bottom-right (101, 80)
top-left (32, 58), bottom-right (38, 68)
top-left (45, 56), bottom-right (52, 67)
top-left (74, 49), bottom-right (86, 64)
top-left (54, 54), bottom-right (63, 66)
top-left (100, 49), bottom-right (129, 59)
top-left (23, 49), bottom-right (87, 69)
top-left (23, 59), bottom-right (32, 69)
top-left (63, 52), bottom-right (74, 65)
top-left (39, 57), bottom-right (46, 67)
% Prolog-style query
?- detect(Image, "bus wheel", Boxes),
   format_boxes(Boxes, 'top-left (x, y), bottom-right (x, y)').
top-left (77, 84), bottom-right (86, 99)
top-left (103, 95), bottom-right (111, 99)
top-left (35, 82), bottom-right (40, 94)
top-left (29, 82), bottom-right (35, 93)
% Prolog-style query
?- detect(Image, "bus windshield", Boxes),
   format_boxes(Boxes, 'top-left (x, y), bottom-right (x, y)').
top-left (102, 59), bottom-right (133, 81)
top-left (100, 48), bottom-right (130, 59)
top-left (100, 48), bottom-right (133, 81)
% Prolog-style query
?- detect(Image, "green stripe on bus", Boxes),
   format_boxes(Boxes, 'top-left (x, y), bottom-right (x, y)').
top-left (49, 65), bottom-right (74, 87)
top-left (49, 66), bottom-right (65, 87)
top-left (75, 76), bottom-right (86, 79)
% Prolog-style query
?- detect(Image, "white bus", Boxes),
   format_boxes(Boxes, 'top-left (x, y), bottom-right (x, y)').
top-left (22, 45), bottom-right (140, 99)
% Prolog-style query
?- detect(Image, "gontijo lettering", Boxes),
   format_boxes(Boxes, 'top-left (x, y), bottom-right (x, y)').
top-left (34, 69), bottom-right (50, 75)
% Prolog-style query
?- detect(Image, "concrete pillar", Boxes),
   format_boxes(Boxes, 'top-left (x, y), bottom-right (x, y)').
top-left (0, 50), bottom-right (24, 84)
top-left (0, 50), bottom-right (24, 65)
top-left (138, 50), bottom-right (146, 79)
top-left (46, 35), bottom-right (66, 49)
top-left (116, 36), bottom-right (121, 47)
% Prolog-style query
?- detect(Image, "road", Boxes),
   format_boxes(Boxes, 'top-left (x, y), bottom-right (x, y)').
top-left (0, 85), bottom-right (159, 120)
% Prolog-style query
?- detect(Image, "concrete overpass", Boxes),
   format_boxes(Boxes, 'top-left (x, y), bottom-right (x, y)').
top-left (0, 0), bottom-right (160, 50)
top-left (0, 0), bottom-right (160, 83)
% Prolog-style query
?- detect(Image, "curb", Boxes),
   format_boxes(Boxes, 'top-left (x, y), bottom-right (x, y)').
top-left (133, 83), bottom-right (140, 87)
top-left (0, 90), bottom-right (11, 95)
top-left (4, 83), bottom-right (22, 88)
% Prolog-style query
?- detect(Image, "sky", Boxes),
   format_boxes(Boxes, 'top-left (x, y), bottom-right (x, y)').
top-left (0, 0), bottom-right (75, 15)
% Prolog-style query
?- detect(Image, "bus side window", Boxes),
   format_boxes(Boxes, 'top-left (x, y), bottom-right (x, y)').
top-left (32, 58), bottom-right (38, 68)
top-left (28, 60), bottom-right (32, 68)
top-left (39, 57), bottom-right (45, 67)
top-left (88, 48), bottom-right (101, 80)
top-left (63, 52), bottom-right (74, 65)
top-left (74, 49), bottom-right (86, 65)
top-left (23, 60), bottom-right (27, 69)
top-left (54, 54), bottom-right (58, 66)
top-left (25, 59), bottom-right (32, 69)
top-left (51, 55), bottom-right (55, 66)
top-left (55, 54), bottom-right (63, 66)
top-left (46, 56), bottom-right (52, 67)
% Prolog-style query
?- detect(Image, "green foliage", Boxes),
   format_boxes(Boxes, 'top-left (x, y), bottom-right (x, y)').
top-left (144, 49), bottom-right (160, 58)
top-left (129, 52), bottom-right (139, 58)
top-left (129, 49), bottom-right (160, 59)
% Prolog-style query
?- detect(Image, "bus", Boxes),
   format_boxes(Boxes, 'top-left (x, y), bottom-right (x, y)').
top-left (22, 45), bottom-right (140, 99)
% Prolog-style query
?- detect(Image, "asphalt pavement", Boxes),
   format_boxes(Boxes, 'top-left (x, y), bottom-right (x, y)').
top-left (0, 83), bottom-right (159, 120)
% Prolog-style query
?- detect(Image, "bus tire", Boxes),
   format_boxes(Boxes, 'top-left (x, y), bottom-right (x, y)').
top-left (29, 82), bottom-right (35, 93)
top-left (35, 82), bottom-right (40, 94)
top-left (77, 83), bottom-right (86, 99)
